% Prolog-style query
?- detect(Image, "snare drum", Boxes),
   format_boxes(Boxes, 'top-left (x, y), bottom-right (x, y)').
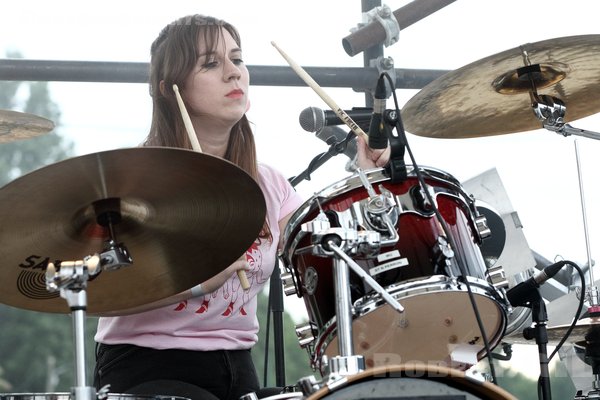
top-left (305, 364), bottom-right (516, 399)
top-left (281, 167), bottom-right (508, 371)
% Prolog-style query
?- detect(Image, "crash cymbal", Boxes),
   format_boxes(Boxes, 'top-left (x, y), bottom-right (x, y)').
top-left (0, 147), bottom-right (266, 315)
top-left (402, 34), bottom-right (600, 138)
top-left (547, 316), bottom-right (600, 343)
top-left (0, 109), bottom-right (54, 142)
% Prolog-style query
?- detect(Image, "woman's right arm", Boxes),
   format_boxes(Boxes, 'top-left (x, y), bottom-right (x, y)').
top-left (96, 256), bottom-right (249, 316)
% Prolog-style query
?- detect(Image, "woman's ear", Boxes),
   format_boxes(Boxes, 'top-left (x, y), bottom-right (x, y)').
top-left (159, 80), bottom-right (167, 96)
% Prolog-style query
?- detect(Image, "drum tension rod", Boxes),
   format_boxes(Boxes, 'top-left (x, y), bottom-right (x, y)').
top-left (323, 239), bottom-right (404, 314)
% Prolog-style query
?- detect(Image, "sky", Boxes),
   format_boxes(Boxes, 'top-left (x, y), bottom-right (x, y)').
top-left (2, 0), bottom-right (600, 388)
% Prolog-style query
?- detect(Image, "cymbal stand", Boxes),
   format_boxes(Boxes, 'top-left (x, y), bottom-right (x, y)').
top-left (45, 255), bottom-right (101, 400)
top-left (297, 170), bottom-right (403, 396)
top-left (573, 140), bottom-right (598, 308)
top-left (45, 241), bottom-right (133, 400)
top-left (517, 49), bottom-right (600, 139)
top-left (531, 94), bottom-right (600, 141)
top-left (517, 48), bottom-right (600, 141)
top-left (572, 139), bottom-right (600, 399)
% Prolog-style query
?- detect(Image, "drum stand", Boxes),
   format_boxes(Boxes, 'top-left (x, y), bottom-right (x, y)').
top-left (45, 236), bottom-right (132, 400)
top-left (523, 59), bottom-right (600, 398)
top-left (512, 286), bottom-right (553, 400)
top-left (297, 173), bottom-right (404, 395)
top-left (569, 139), bottom-right (600, 400)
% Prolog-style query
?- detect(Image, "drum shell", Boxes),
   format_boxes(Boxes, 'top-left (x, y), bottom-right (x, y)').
top-left (282, 167), bottom-right (508, 369)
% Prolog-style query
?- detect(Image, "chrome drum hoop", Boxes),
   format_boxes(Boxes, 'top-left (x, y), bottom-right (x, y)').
top-left (312, 275), bottom-right (508, 373)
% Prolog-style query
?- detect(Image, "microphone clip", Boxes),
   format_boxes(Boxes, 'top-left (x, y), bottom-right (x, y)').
top-left (383, 109), bottom-right (408, 184)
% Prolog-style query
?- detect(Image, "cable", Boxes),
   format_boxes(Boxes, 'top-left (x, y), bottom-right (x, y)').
top-left (548, 260), bottom-right (586, 361)
top-left (381, 71), bottom-right (498, 382)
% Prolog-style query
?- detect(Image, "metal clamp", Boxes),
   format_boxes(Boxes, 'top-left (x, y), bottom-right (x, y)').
top-left (364, 4), bottom-right (400, 47)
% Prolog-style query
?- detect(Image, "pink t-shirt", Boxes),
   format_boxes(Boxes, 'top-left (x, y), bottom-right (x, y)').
top-left (95, 163), bottom-right (305, 350)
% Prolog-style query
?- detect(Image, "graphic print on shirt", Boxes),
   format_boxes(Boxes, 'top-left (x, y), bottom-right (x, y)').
top-left (172, 239), bottom-right (266, 317)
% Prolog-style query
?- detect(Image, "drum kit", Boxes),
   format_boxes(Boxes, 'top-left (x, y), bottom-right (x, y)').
top-left (2, 34), bottom-right (600, 400)
top-left (272, 33), bottom-right (600, 400)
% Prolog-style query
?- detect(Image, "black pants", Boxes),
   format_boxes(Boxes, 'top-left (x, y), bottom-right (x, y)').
top-left (94, 343), bottom-right (260, 400)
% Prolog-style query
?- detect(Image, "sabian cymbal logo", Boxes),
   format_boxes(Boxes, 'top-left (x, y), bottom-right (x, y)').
top-left (17, 255), bottom-right (59, 300)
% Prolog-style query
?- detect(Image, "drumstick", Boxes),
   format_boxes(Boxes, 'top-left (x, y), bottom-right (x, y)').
top-left (271, 41), bottom-right (369, 141)
top-left (173, 84), bottom-right (203, 153)
top-left (173, 84), bottom-right (251, 291)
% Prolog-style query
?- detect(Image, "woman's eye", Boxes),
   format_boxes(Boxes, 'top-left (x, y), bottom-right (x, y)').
top-left (203, 60), bottom-right (219, 68)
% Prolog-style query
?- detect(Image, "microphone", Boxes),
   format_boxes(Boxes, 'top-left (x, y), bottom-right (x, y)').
top-left (299, 106), bottom-right (373, 132)
top-left (367, 74), bottom-right (389, 149)
top-left (506, 261), bottom-right (567, 307)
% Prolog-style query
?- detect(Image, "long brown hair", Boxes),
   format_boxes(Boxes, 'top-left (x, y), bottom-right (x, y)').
top-left (145, 14), bottom-right (271, 240)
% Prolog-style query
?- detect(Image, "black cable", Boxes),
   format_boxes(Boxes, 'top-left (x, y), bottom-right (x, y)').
top-left (548, 260), bottom-right (586, 361)
top-left (381, 71), bottom-right (498, 383)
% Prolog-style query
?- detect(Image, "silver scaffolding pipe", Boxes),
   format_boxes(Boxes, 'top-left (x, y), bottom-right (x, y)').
top-left (0, 59), bottom-right (447, 90)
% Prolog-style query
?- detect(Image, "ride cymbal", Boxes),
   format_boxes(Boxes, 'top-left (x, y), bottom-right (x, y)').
top-left (402, 35), bottom-right (600, 138)
top-left (0, 109), bottom-right (54, 142)
top-left (0, 147), bottom-right (266, 315)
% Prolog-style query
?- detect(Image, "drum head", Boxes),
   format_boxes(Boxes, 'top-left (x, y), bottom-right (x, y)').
top-left (323, 282), bottom-right (506, 369)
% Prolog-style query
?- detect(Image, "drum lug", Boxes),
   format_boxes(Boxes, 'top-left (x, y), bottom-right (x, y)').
top-left (238, 392), bottom-right (259, 400)
top-left (281, 271), bottom-right (297, 296)
top-left (295, 322), bottom-right (316, 347)
top-left (433, 236), bottom-right (455, 273)
top-left (97, 385), bottom-right (110, 400)
top-left (300, 209), bottom-right (331, 235)
top-left (297, 374), bottom-right (320, 396)
top-left (486, 264), bottom-right (510, 290)
top-left (475, 213), bottom-right (492, 240)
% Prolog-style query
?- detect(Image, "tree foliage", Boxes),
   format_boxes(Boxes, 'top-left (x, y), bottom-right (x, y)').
top-left (0, 51), bottom-right (74, 186)
top-left (0, 53), bottom-right (78, 392)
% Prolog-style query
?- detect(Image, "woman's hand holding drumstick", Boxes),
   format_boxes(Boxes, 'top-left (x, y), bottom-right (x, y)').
top-left (271, 41), bottom-right (390, 170)
top-left (173, 84), bottom-right (251, 290)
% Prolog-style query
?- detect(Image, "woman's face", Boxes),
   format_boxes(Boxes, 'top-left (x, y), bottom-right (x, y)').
top-left (183, 28), bottom-right (249, 124)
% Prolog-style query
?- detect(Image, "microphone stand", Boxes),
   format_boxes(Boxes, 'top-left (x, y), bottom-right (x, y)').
top-left (289, 132), bottom-right (355, 187)
top-left (518, 288), bottom-right (553, 400)
top-left (269, 259), bottom-right (286, 387)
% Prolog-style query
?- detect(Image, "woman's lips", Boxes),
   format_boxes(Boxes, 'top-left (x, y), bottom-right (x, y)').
top-left (226, 89), bottom-right (244, 99)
